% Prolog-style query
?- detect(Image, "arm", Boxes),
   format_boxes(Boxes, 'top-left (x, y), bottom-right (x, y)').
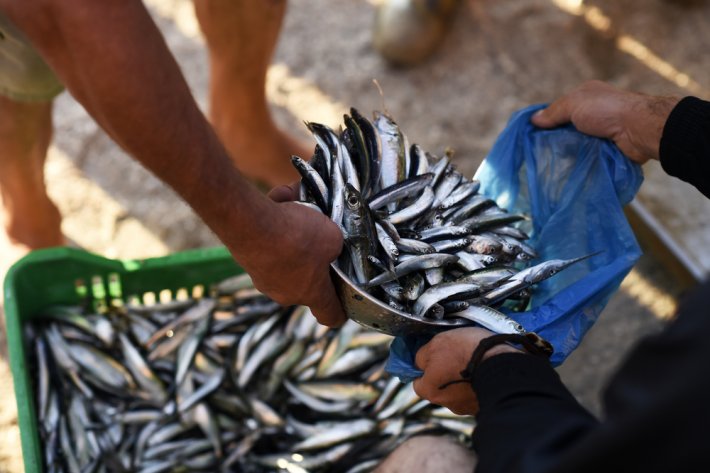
top-left (0, 0), bottom-right (345, 326)
top-left (532, 80), bottom-right (710, 198)
top-left (530, 80), bottom-right (679, 164)
top-left (415, 291), bottom-right (710, 473)
top-left (413, 328), bottom-right (599, 472)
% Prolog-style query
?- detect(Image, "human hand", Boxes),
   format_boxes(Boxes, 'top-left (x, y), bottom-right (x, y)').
top-left (267, 182), bottom-right (300, 203)
top-left (234, 183), bottom-right (347, 327)
top-left (531, 80), bottom-right (680, 164)
top-left (413, 327), bottom-right (522, 416)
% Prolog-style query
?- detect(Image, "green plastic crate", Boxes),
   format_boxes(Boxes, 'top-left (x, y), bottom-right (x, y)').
top-left (3, 246), bottom-right (243, 473)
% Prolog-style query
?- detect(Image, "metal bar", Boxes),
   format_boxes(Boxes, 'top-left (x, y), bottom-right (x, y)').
top-left (625, 199), bottom-right (703, 290)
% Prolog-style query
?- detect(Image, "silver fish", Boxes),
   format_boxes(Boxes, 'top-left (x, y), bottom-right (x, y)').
top-left (343, 184), bottom-right (379, 284)
top-left (366, 253), bottom-right (459, 287)
top-left (292, 419), bottom-right (376, 451)
top-left (283, 380), bottom-right (355, 414)
top-left (375, 111), bottom-right (407, 195)
top-left (292, 155), bottom-right (330, 213)
top-left (407, 143), bottom-right (428, 178)
top-left (511, 253), bottom-right (597, 284)
top-left (386, 186), bottom-right (435, 225)
top-left (368, 173), bottom-right (434, 211)
top-left (449, 305), bottom-right (526, 334)
top-left (413, 282), bottom-right (481, 318)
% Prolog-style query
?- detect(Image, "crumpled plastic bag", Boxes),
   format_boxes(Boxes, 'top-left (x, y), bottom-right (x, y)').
top-left (386, 104), bottom-right (644, 383)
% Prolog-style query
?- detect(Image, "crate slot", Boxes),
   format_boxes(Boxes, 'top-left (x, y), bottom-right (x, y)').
top-left (142, 292), bottom-right (157, 306)
top-left (159, 289), bottom-right (172, 303)
top-left (191, 285), bottom-right (205, 299)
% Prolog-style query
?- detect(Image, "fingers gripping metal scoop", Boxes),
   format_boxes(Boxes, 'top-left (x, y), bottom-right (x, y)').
top-left (330, 264), bottom-right (470, 337)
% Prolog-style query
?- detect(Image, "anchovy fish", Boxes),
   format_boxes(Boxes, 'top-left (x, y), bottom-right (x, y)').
top-left (449, 305), bottom-right (525, 334)
top-left (35, 268), bottom-right (487, 472)
top-left (374, 111), bottom-right (407, 195)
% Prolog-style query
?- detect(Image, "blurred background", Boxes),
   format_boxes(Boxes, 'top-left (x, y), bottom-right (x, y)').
top-left (1, 0), bottom-right (708, 469)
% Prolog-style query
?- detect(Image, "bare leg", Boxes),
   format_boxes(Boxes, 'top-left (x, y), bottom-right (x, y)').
top-left (0, 96), bottom-right (62, 259)
top-left (194, 0), bottom-right (308, 188)
top-left (375, 435), bottom-right (477, 473)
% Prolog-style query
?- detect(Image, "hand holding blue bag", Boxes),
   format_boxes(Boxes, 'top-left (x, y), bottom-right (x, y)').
top-left (386, 104), bottom-right (644, 382)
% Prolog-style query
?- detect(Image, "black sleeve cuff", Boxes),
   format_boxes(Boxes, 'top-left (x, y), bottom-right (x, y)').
top-left (472, 352), bottom-right (576, 411)
top-left (659, 96), bottom-right (710, 198)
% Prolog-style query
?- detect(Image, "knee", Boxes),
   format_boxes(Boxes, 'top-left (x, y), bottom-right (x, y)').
top-left (375, 435), bottom-right (477, 473)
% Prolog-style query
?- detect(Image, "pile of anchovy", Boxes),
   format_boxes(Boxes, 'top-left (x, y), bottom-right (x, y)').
top-left (293, 109), bottom-right (590, 334)
top-left (27, 274), bottom-right (474, 472)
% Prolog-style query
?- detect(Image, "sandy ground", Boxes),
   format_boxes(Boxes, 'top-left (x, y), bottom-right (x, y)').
top-left (2, 0), bottom-right (708, 470)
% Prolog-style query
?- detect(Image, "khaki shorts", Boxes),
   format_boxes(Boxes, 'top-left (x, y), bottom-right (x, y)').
top-left (0, 11), bottom-right (64, 102)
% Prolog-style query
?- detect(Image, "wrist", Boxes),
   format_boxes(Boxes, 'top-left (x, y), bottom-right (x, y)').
top-left (480, 343), bottom-right (524, 362)
top-left (626, 94), bottom-right (681, 162)
top-left (455, 332), bottom-right (553, 385)
top-left (223, 192), bottom-right (282, 255)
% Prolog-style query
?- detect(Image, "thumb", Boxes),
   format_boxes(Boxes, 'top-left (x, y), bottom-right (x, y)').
top-left (309, 277), bottom-right (347, 328)
top-left (267, 181), bottom-right (300, 202)
top-left (414, 339), bottom-right (432, 371)
top-left (531, 98), bottom-right (572, 129)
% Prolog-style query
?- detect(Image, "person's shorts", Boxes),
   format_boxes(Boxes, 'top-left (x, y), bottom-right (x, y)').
top-left (0, 10), bottom-right (64, 102)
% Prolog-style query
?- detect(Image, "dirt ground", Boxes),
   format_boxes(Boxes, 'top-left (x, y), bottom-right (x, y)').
top-left (2, 0), bottom-right (708, 470)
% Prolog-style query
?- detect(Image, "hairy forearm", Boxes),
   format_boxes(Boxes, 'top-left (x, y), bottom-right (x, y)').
top-left (1, 0), bottom-right (273, 245)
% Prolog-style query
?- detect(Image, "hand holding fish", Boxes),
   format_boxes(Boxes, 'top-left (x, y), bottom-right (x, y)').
top-left (413, 327), bottom-right (522, 416)
top-left (233, 185), bottom-right (347, 327)
top-left (532, 80), bottom-right (679, 164)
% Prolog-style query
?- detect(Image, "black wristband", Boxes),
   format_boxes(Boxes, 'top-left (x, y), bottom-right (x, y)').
top-left (438, 332), bottom-right (553, 390)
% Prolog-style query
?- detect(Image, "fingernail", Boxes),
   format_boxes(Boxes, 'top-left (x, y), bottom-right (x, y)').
top-left (533, 109), bottom-right (544, 118)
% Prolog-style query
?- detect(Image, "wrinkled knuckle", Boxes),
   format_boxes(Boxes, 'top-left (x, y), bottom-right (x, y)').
top-left (412, 381), bottom-right (428, 398)
top-left (430, 392), bottom-right (447, 406)
top-left (414, 348), bottom-right (429, 370)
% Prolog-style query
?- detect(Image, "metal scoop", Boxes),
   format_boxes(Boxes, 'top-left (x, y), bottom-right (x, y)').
top-left (330, 264), bottom-right (470, 337)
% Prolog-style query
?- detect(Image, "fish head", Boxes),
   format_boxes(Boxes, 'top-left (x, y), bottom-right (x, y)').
top-left (531, 263), bottom-right (560, 282)
top-left (516, 252), bottom-right (535, 262)
top-left (508, 319), bottom-right (526, 334)
top-left (481, 255), bottom-right (498, 265)
top-left (528, 252), bottom-right (600, 283)
top-left (344, 184), bottom-right (365, 212)
top-left (432, 212), bottom-right (446, 227)
top-left (343, 184), bottom-right (378, 252)
top-left (373, 110), bottom-right (397, 128)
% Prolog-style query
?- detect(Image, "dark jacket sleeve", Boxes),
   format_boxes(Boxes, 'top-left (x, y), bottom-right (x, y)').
top-left (471, 279), bottom-right (710, 473)
top-left (659, 96), bottom-right (710, 198)
top-left (469, 97), bottom-right (710, 473)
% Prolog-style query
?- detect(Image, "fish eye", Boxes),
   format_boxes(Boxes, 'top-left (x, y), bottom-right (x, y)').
top-left (515, 324), bottom-right (523, 331)
top-left (347, 196), bottom-right (359, 206)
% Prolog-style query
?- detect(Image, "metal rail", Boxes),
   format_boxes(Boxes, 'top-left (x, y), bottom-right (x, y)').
top-left (625, 199), bottom-right (704, 290)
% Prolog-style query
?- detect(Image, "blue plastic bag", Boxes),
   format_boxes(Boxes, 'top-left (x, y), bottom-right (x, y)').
top-left (386, 104), bottom-right (644, 382)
